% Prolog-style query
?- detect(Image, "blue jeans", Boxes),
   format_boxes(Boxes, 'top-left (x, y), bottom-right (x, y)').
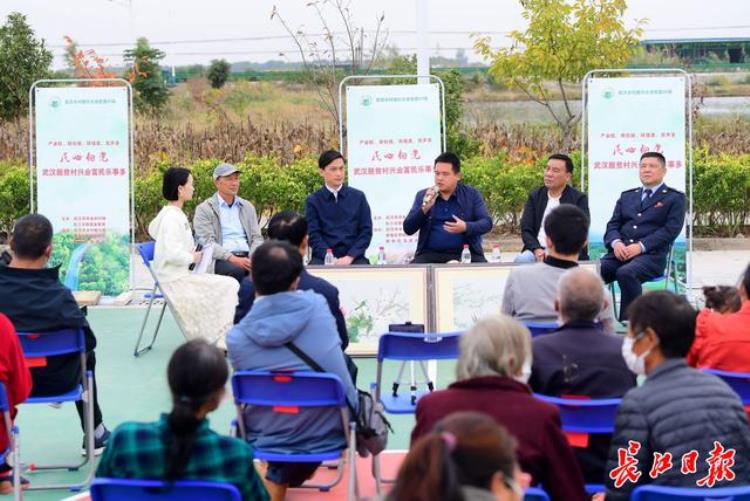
top-left (513, 249), bottom-right (538, 263)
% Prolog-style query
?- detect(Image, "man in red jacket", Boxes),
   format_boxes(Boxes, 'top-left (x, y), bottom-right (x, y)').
top-left (0, 313), bottom-right (32, 492)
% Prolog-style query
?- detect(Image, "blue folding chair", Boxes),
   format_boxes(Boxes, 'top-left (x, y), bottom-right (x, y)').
top-left (535, 394), bottom-right (621, 495)
top-left (17, 328), bottom-right (95, 492)
top-left (371, 331), bottom-right (462, 414)
top-left (522, 321), bottom-right (559, 337)
top-left (90, 478), bottom-right (241, 501)
top-left (370, 331), bottom-right (461, 491)
top-left (632, 484), bottom-right (750, 500)
top-left (0, 383), bottom-right (21, 501)
top-left (702, 369), bottom-right (750, 406)
top-left (231, 371), bottom-right (357, 501)
top-left (524, 487), bottom-right (551, 500)
top-left (134, 241), bottom-right (168, 357)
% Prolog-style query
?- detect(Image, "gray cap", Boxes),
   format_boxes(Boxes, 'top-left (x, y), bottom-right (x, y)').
top-left (212, 162), bottom-right (240, 180)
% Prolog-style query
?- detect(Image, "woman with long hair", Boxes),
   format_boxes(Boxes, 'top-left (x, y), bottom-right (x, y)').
top-left (389, 411), bottom-right (524, 501)
top-left (147, 167), bottom-right (239, 344)
top-left (96, 339), bottom-right (268, 500)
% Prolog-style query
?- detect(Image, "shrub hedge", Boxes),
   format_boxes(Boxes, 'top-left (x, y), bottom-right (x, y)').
top-left (1, 151), bottom-right (748, 239)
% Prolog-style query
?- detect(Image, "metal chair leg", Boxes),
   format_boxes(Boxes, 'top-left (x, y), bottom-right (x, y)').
top-left (134, 286), bottom-right (165, 357)
top-left (26, 371), bottom-right (96, 491)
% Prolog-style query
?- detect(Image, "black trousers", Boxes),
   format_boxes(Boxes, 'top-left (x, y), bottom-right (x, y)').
top-left (600, 253), bottom-right (665, 321)
top-left (215, 254), bottom-right (250, 283)
top-left (309, 255), bottom-right (371, 265)
top-left (30, 350), bottom-right (103, 431)
top-left (412, 249), bottom-right (487, 264)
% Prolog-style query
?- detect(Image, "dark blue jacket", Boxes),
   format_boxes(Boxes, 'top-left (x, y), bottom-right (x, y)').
top-left (604, 184), bottom-right (685, 262)
top-left (305, 185), bottom-right (372, 261)
top-left (235, 270), bottom-right (349, 349)
top-left (403, 183), bottom-right (492, 257)
top-left (530, 321), bottom-right (636, 485)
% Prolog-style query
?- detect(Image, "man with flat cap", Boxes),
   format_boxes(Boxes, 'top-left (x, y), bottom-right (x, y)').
top-left (194, 163), bottom-right (264, 282)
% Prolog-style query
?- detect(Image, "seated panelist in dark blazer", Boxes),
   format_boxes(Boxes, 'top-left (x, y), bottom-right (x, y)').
top-left (305, 150), bottom-right (373, 265)
top-left (403, 152), bottom-right (492, 263)
top-left (600, 151), bottom-right (686, 320)
top-left (516, 153), bottom-right (589, 263)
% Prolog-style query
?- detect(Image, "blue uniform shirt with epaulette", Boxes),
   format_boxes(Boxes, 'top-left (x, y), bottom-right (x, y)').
top-left (604, 184), bottom-right (686, 258)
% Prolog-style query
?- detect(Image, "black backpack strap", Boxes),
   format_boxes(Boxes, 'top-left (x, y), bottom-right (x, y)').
top-left (284, 341), bottom-right (326, 372)
top-left (284, 341), bottom-right (358, 418)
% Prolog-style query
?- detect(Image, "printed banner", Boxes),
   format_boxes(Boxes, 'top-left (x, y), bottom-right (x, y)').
top-left (35, 85), bottom-right (131, 295)
top-left (346, 83), bottom-right (442, 262)
top-left (587, 76), bottom-right (687, 286)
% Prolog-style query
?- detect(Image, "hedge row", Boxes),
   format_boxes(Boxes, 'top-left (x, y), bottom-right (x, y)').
top-left (1, 150), bottom-right (748, 239)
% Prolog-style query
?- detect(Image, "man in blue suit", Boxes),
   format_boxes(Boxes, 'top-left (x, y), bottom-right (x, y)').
top-left (600, 151), bottom-right (686, 320)
top-left (403, 152), bottom-right (492, 263)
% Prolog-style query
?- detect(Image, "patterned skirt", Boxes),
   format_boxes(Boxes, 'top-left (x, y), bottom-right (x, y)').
top-left (160, 273), bottom-right (239, 345)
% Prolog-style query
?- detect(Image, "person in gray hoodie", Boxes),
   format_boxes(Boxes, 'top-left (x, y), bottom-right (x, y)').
top-left (226, 240), bottom-right (358, 499)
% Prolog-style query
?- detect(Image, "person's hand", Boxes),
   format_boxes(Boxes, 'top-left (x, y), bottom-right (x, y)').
top-left (591, 492), bottom-right (606, 501)
top-left (421, 188), bottom-right (438, 214)
top-left (228, 255), bottom-right (252, 271)
top-left (192, 250), bottom-right (203, 263)
top-left (444, 215), bottom-right (467, 234)
top-left (335, 256), bottom-right (354, 266)
top-left (613, 241), bottom-right (628, 261)
top-left (624, 243), bottom-right (642, 260)
top-left (533, 248), bottom-right (545, 261)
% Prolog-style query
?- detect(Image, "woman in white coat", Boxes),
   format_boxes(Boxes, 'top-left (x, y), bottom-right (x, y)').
top-left (148, 167), bottom-right (239, 345)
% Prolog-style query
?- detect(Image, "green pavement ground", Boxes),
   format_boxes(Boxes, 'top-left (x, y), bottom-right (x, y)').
top-left (14, 307), bottom-right (455, 501)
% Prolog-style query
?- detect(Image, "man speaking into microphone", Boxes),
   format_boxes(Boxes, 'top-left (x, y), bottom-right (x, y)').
top-left (403, 152), bottom-right (493, 263)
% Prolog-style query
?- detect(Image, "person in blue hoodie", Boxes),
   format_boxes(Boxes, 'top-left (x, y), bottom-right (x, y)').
top-left (226, 240), bottom-right (358, 500)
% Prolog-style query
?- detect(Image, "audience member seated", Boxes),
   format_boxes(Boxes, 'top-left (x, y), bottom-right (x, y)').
top-left (0, 313), bottom-right (31, 494)
top-left (516, 153), bottom-right (589, 263)
top-left (389, 412), bottom-right (525, 501)
top-left (688, 263), bottom-right (750, 372)
top-left (96, 339), bottom-right (268, 501)
top-left (226, 240), bottom-right (358, 501)
top-left (702, 285), bottom-right (742, 314)
top-left (411, 315), bottom-right (586, 501)
top-left (0, 214), bottom-right (110, 455)
top-left (502, 204), bottom-right (615, 334)
top-left (235, 210), bottom-right (357, 383)
top-left (605, 291), bottom-right (750, 500)
top-left (148, 167), bottom-right (239, 344)
top-left (529, 268), bottom-right (635, 484)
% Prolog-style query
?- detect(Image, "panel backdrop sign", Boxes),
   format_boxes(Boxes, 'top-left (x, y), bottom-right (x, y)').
top-left (35, 85), bottom-right (131, 295)
top-left (587, 76), bottom-right (687, 285)
top-left (346, 83), bottom-right (442, 262)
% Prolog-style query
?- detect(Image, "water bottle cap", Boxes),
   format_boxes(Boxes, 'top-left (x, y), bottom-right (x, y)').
top-left (326, 248), bottom-right (332, 252)
top-left (463, 244), bottom-right (469, 249)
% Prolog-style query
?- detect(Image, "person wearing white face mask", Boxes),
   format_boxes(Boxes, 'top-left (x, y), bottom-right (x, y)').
top-left (603, 291), bottom-right (750, 500)
top-left (411, 315), bottom-right (586, 501)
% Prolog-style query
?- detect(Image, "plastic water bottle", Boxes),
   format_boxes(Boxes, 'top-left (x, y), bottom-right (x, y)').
top-left (377, 246), bottom-right (387, 266)
top-left (460, 244), bottom-right (471, 264)
top-left (324, 248), bottom-right (335, 266)
top-left (491, 245), bottom-right (501, 263)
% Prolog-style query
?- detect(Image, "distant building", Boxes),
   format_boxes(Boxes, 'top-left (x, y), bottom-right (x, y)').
top-left (641, 37), bottom-right (750, 65)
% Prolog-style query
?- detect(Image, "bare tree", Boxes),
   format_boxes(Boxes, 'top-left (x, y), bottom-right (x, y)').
top-left (271, 0), bottom-right (388, 128)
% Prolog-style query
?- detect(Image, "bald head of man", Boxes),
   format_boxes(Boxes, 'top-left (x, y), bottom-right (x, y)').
top-left (555, 267), bottom-right (605, 324)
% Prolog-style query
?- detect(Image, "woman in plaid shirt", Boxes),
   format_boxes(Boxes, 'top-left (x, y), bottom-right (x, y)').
top-left (96, 340), bottom-right (269, 500)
